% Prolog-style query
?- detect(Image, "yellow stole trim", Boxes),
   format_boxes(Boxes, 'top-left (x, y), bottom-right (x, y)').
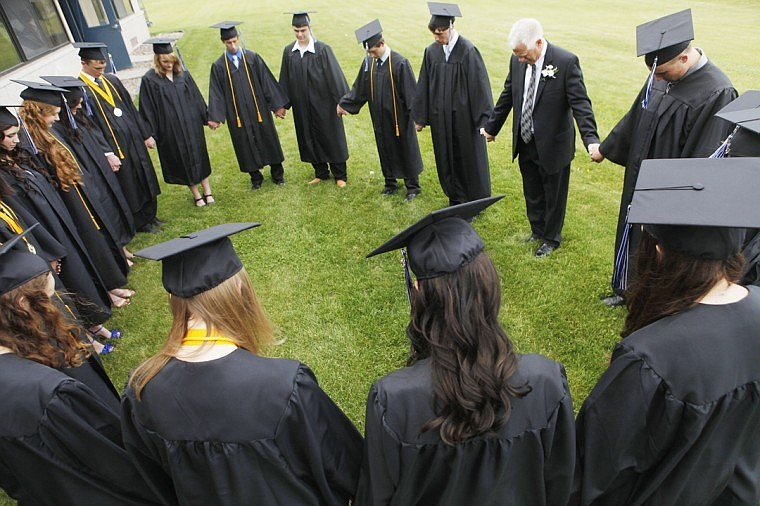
top-left (0, 201), bottom-right (35, 253)
top-left (181, 328), bottom-right (238, 347)
top-left (80, 73), bottom-right (125, 158)
top-left (371, 53), bottom-right (400, 137)
top-left (52, 138), bottom-right (100, 230)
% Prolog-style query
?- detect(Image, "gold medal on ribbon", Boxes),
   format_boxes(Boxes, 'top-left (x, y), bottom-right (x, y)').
top-left (113, 107), bottom-right (123, 117)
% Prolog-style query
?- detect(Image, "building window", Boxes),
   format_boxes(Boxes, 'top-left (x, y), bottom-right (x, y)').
top-left (0, 0), bottom-right (67, 73)
top-left (112, 0), bottom-right (134, 18)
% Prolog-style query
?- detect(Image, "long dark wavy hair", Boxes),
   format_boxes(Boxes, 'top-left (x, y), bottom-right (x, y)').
top-left (622, 230), bottom-right (744, 337)
top-left (406, 251), bottom-right (529, 445)
top-left (0, 123), bottom-right (50, 193)
top-left (0, 273), bottom-right (91, 368)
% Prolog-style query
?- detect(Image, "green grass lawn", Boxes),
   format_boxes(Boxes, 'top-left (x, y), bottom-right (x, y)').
top-left (2, 0), bottom-right (760, 503)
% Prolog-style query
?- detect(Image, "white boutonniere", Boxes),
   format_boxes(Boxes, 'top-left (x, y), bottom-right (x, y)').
top-left (541, 65), bottom-right (558, 79)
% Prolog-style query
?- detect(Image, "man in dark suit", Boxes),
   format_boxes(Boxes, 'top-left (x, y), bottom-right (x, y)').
top-left (483, 18), bottom-right (598, 258)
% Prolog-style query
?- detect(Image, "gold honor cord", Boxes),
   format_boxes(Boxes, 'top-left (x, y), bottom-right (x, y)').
top-left (181, 328), bottom-right (238, 347)
top-left (80, 73), bottom-right (125, 159)
top-left (370, 54), bottom-right (400, 138)
top-left (54, 292), bottom-right (77, 320)
top-left (225, 53), bottom-right (264, 127)
top-left (53, 138), bottom-right (100, 230)
top-left (241, 53), bottom-right (264, 123)
top-left (0, 201), bottom-right (35, 253)
top-left (224, 56), bottom-right (243, 127)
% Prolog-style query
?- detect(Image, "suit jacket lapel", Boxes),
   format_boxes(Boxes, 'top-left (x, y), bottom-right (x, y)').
top-left (534, 42), bottom-right (553, 106)
top-left (515, 57), bottom-right (527, 114)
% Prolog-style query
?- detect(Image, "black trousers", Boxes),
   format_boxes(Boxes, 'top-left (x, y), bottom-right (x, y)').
top-left (312, 162), bottom-right (347, 181)
top-left (250, 164), bottom-right (285, 184)
top-left (134, 198), bottom-right (158, 231)
top-left (517, 138), bottom-right (570, 246)
top-left (384, 176), bottom-right (420, 193)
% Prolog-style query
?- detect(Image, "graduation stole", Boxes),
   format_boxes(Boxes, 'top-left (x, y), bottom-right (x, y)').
top-left (52, 137), bottom-right (100, 231)
top-left (224, 51), bottom-right (263, 127)
top-left (79, 72), bottom-right (125, 159)
top-left (370, 52), bottom-right (400, 137)
top-left (0, 201), bottom-right (35, 253)
top-left (181, 327), bottom-right (238, 347)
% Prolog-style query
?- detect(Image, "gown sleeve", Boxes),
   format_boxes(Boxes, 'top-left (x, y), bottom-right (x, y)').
top-left (207, 63), bottom-right (227, 124)
top-left (338, 61), bottom-right (369, 115)
top-left (275, 364), bottom-right (363, 506)
top-left (354, 382), bottom-right (402, 506)
top-left (573, 344), bottom-right (682, 505)
top-left (465, 46), bottom-right (493, 129)
top-left (41, 380), bottom-right (160, 504)
top-left (138, 77), bottom-right (159, 138)
top-left (251, 52), bottom-right (289, 111)
top-left (412, 48), bottom-right (430, 126)
top-left (542, 364), bottom-right (577, 506)
top-left (120, 390), bottom-right (180, 506)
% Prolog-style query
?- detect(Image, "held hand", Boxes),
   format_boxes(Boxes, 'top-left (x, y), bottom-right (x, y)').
top-left (207, 121), bottom-right (220, 130)
top-left (336, 105), bottom-right (347, 117)
top-left (274, 108), bottom-right (286, 119)
top-left (144, 136), bottom-right (156, 149)
top-left (106, 154), bottom-right (121, 172)
top-left (415, 123), bottom-right (425, 132)
top-left (480, 128), bottom-right (496, 142)
top-left (588, 143), bottom-right (604, 163)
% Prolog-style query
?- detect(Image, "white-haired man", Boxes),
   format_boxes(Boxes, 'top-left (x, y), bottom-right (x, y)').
top-left (483, 18), bottom-right (598, 258)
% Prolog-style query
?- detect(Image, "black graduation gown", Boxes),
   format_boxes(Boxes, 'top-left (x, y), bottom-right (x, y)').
top-left (121, 349), bottom-right (363, 506)
top-left (339, 51), bottom-right (423, 180)
top-left (573, 286), bottom-right (760, 505)
top-left (82, 73), bottom-right (160, 216)
top-left (53, 120), bottom-right (135, 246)
top-left (209, 50), bottom-right (287, 172)
top-left (0, 162), bottom-right (111, 325)
top-left (140, 70), bottom-right (212, 183)
top-left (600, 60), bottom-right (736, 273)
top-left (48, 129), bottom-right (129, 288)
top-left (0, 354), bottom-right (160, 506)
top-left (280, 40), bottom-right (349, 164)
top-left (412, 36), bottom-right (493, 203)
top-left (0, 193), bottom-right (66, 263)
top-left (356, 354), bottom-right (575, 506)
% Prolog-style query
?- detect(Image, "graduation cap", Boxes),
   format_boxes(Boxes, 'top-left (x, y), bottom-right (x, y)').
top-left (712, 91), bottom-right (760, 158)
top-left (0, 106), bottom-right (19, 126)
top-left (143, 37), bottom-right (177, 54)
top-left (211, 21), bottom-right (242, 40)
top-left (73, 42), bottom-right (108, 61)
top-left (13, 80), bottom-right (69, 107)
top-left (40, 76), bottom-right (92, 119)
top-left (636, 9), bottom-right (694, 67)
top-left (134, 223), bottom-right (260, 298)
top-left (355, 19), bottom-right (383, 49)
top-left (287, 11), bottom-right (315, 27)
top-left (0, 225), bottom-right (51, 296)
top-left (628, 157), bottom-right (760, 259)
top-left (428, 2), bottom-right (461, 30)
top-left (368, 194), bottom-right (503, 306)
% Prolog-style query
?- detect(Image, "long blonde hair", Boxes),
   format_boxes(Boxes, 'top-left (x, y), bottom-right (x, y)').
top-left (128, 268), bottom-right (273, 399)
top-left (19, 101), bottom-right (81, 190)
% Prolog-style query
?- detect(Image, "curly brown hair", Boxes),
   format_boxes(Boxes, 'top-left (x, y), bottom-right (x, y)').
top-left (19, 101), bottom-right (82, 191)
top-left (407, 251), bottom-right (530, 445)
top-left (0, 273), bottom-right (91, 368)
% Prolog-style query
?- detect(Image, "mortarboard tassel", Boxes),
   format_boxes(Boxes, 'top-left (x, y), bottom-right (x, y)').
top-left (175, 45), bottom-right (188, 72)
top-left (82, 91), bottom-right (93, 116)
top-left (107, 52), bottom-right (117, 75)
top-left (63, 94), bottom-right (77, 130)
top-left (612, 205), bottom-right (632, 292)
top-left (709, 125), bottom-right (740, 159)
top-left (401, 249), bottom-right (413, 307)
top-left (641, 56), bottom-right (657, 110)
top-left (17, 114), bottom-right (38, 155)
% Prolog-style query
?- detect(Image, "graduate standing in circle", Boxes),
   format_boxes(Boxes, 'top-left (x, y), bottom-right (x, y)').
top-left (208, 22), bottom-right (288, 191)
top-left (0, 233), bottom-right (159, 505)
top-left (413, 2), bottom-right (493, 206)
top-left (360, 197), bottom-right (576, 505)
top-left (140, 37), bottom-right (214, 206)
top-left (587, 10), bottom-right (737, 306)
top-left (123, 223), bottom-right (363, 505)
top-left (280, 11), bottom-right (350, 188)
top-left (338, 19), bottom-right (423, 201)
top-left (75, 42), bottom-right (162, 234)
top-left (573, 159), bottom-right (760, 505)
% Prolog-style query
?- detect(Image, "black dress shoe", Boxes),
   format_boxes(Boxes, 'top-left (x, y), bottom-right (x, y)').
top-left (602, 294), bottom-right (626, 307)
top-left (138, 224), bottom-right (161, 234)
top-left (381, 187), bottom-right (397, 196)
top-left (404, 191), bottom-right (420, 202)
top-left (534, 242), bottom-right (557, 258)
top-left (251, 182), bottom-right (262, 190)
